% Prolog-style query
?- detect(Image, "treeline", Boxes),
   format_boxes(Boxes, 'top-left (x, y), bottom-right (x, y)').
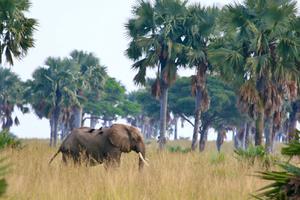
top-left (1, 0), bottom-right (300, 153)
top-left (125, 0), bottom-right (300, 152)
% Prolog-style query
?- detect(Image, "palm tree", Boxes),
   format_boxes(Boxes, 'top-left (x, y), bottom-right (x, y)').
top-left (183, 4), bottom-right (219, 151)
top-left (69, 50), bottom-right (107, 129)
top-left (0, 0), bottom-right (37, 65)
top-left (0, 68), bottom-right (28, 130)
top-left (209, 0), bottom-right (300, 152)
top-left (26, 57), bottom-right (78, 146)
top-left (125, 0), bottom-right (187, 149)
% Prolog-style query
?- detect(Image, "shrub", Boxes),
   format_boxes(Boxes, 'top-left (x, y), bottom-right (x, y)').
top-left (210, 152), bottom-right (226, 165)
top-left (254, 130), bottom-right (300, 199)
top-left (0, 129), bottom-right (22, 149)
top-left (234, 145), bottom-right (277, 168)
top-left (167, 145), bottom-right (191, 153)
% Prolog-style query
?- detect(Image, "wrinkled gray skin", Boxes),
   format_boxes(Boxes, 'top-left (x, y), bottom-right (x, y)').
top-left (49, 124), bottom-right (146, 170)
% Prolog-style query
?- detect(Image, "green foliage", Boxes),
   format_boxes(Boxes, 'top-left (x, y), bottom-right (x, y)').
top-left (281, 141), bottom-right (300, 158)
top-left (126, 0), bottom-right (187, 85)
top-left (169, 76), bottom-right (194, 116)
top-left (87, 77), bottom-right (130, 121)
top-left (0, 67), bottom-right (28, 129)
top-left (254, 130), bottom-right (300, 199)
top-left (234, 145), bottom-right (276, 168)
top-left (167, 145), bottom-right (191, 154)
top-left (169, 76), bottom-right (245, 130)
top-left (281, 130), bottom-right (300, 159)
top-left (0, 130), bottom-right (22, 149)
top-left (128, 86), bottom-right (160, 120)
top-left (210, 153), bottom-right (226, 165)
top-left (26, 57), bottom-right (79, 119)
top-left (0, 0), bottom-right (38, 65)
top-left (254, 163), bottom-right (300, 200)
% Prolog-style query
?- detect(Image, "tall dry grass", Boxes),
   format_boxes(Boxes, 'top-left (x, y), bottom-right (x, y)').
top-left (0, 139), bottom-right (270, 200)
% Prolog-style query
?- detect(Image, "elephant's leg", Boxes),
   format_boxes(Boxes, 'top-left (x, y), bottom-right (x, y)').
top-left (61, 152), bottom-right (74, 166)
top-left (71, 152), bottom-right (81, 165)
top-left (104, 151), bottom-right (121, 169)
top-left (62, 153), bottom-right (68, 164)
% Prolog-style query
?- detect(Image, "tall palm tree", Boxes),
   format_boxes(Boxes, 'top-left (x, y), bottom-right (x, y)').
top-left (125, 0), bottom-right (187, 149)
top-left (69, 50), bottom-right (107, 129)
top-left (209, 0), bottom-right (300, 152)
top-left (0, 0), bottom-right (37, 65)
top-left (0, 68), bottom-right (27, 130)
top-left (183, 4), bottom-right (219, 151)
top-left (26, 57), bottom-right (78, 146)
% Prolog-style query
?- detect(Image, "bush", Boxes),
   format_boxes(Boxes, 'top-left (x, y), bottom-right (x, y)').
top-left (254, 130), bottom-right (300, 199)
top-left (0, 129), bottom-right (22, 149)
top-left (234, 145), bottom-right (277, 168)
top-left (210, 152), bottom-right (226, 165)
top-left (167, 145), bottom-right (191, 153)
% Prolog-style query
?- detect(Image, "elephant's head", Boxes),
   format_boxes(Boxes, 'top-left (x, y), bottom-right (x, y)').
top-left (107, 124), bottom-right (147, 170)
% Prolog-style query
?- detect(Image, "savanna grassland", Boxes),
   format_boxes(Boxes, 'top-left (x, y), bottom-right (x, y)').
top-left (0, 140), bottom-right (273, 200)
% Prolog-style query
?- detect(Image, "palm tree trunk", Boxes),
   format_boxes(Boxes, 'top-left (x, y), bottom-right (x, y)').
top-left (174, 115), bottom-right (178, 140)
top-left (245, 122), bottom-right (250, 149)
top-left (265, 117), bottom-right (273, 154)
top-left (191, 89), bottom-right (202, 151)
top-left (90, 114), bottom-right (98, 128)
top-left (49, 118), bottom-right (54, 147)
top-left (71, 105), bottom-right (82, 129)
top-left (199, 123), bottom-right (209, 152)
top-left (52, 106), bottom-right (60, 146)
top-left (61, 122), bottom-right (69, 140)
top-left (233, 128), bottom-right (239, 149)
top-left (271, 123), bottom-right (277, 151)
top-left (242, 122), bottom-right (250, 149)
top-left (159, 84), bottom-right (168, 150)
top-left (288, 101), bottom-right (299, 141)
top-left (216, 129), bottom-right (225, 152)
top-left (255, 106), bottom-right (264, 146)
top-left (192, 65), bottom-right (207, 151)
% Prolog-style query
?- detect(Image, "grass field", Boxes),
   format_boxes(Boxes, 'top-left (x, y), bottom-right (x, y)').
top-left (0, 139), bottom-right (272, 200)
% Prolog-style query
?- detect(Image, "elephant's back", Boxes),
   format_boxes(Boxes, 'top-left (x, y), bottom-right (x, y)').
top-left (60, 128), bottom-right (89, 151)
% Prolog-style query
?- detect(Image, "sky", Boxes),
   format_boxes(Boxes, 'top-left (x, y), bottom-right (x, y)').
top-left (7, 0), bottom-right (300, 139)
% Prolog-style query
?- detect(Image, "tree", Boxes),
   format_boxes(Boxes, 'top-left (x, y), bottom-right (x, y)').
top-left (126, 0), bottom-right (187, 149)
top-left (169, 76), bottom-right (245, 151)
top-left (25, 57), bottom-right (78, 146)
top-left (69, 50), bottom-right (107, 129)
top-left (128, 84), bottom-right (161, 139)
top-left (182, 4), bottom-right (219, 150)
top-left (169, 77), bottom-right (194, 140)
top-left (0, 68), bottom-right (28, 130)
top-left (84, 77), bottom-right (129, 127)
top-left (209, 0), bottom-right (300, 152)
top-left (0, 0), bottom-right (37, 65)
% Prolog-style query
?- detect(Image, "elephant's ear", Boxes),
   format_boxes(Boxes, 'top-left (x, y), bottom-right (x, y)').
top-left (108, 127), bottom-right (131, 152)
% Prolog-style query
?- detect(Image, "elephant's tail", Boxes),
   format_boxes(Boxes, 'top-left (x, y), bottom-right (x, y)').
top-left (48, 149), bottom-right (61, 165)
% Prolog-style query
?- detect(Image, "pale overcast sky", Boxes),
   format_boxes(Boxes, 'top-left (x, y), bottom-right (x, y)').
top-left (7, 0), bottom-right (299, 139)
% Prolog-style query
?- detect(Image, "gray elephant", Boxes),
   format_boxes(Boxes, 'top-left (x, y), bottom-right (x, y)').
top-left (49, 123), bottom-right (148, 170)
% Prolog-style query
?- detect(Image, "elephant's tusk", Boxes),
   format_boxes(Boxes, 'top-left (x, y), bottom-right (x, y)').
top-left (138, 152), bottom-right (149, 166)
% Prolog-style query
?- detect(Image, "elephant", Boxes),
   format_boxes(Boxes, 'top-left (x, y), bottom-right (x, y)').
top-left (49, 123), bottom-right (148, 170)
